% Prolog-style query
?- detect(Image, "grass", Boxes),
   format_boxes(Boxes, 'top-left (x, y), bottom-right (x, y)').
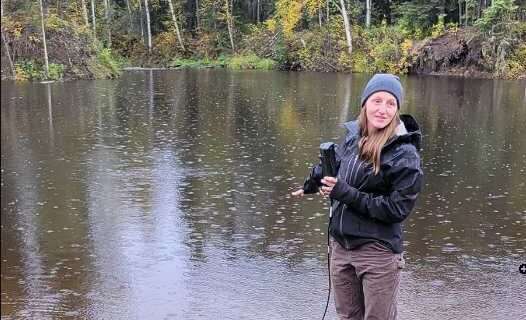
top-left (169, 54), bottom-right (277, 70)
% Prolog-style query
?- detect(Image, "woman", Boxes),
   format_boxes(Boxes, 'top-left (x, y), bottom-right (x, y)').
top-left (292, 73), bottom-right (423, 320)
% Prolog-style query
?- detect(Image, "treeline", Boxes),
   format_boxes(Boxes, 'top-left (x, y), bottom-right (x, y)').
top-left (1, 0), bottom-right (525, 80)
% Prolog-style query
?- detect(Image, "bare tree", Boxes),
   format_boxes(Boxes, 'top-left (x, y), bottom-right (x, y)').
top-left (225, 0), bottom-right (235, 52)
top-left (257, 0), bottom-right (261, 23)
top-left (125, 0), bottom-right (133, 32)
top-left (144, 0), bottom-right (152, 53)
top-left (103, 0), bottom-right (111, 47)
top-left (167, 0), bottom-right (185, 51)
top-left (138, 0), bottom-right (145, 44)
top-left (327, 0), bottom-right (330, 24)
top-left (334, 0), bottom-right (352, 55)
top-left (91, 0), bottom-right (97, 39)
top-left (366, 0), bottom-right (371, 28)
top-left (38, 0), bottom-right (50, 78)
top-left (80, 0), bottom-right (90, 27)
top-left (459, 0), bottom-right (463, 26)
top-left (196, 0), bottom-right (201, 30)
top-left (1, 31), bottom-right (15, 77)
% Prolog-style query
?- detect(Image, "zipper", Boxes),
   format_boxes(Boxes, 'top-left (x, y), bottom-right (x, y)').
top-left (347, 155), bottom-right (358, 183)
top-left (352, 158), bottom-right (364, 187)
top-left (339, 204), bottom-right (346, 236)
top-left (339, 154), bottom-right (358, 237)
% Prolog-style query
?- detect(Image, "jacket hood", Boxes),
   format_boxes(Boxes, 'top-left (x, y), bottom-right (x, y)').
top-left (343, 114), bottom-right (422, 151)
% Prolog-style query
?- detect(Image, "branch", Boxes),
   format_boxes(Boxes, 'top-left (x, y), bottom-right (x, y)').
top-left (330, 0), bottom-right (342, 14)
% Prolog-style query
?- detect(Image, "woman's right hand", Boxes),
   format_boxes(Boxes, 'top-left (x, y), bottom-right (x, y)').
top-left (291, 189), bottom-right (304, 197)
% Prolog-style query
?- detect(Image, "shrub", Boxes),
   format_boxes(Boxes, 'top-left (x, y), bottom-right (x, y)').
top-left (15, 60), bottom-right (42, 81)
top-left (227, 54), bottom-right (277, 70)
top-left (351, 24), bottom-right (410, 74)
top-left (47, 63), bottom-right (64, 80)
top-left (45, 13), bottom-right (67, 31)
top-left (97, 48), bottom-right (124, 77)
top-left (283, 18), bottom-right (350, 72)
top-left (168, 57), bottom-right (225, 69)
top-left (505, 43), bottom-right (526, 78)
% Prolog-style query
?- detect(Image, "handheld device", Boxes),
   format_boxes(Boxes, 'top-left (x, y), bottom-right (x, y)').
top-left (320, 142), bottom-right (337, 178)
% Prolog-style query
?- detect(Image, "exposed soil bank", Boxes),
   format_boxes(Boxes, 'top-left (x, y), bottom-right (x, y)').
top-left (409, 28), bottom-right (525, 79)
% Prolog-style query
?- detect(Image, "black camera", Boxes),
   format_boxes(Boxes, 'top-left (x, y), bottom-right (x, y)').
top-left (320, 142), bottom-right (338, 178)
top-left (302, 142), bottom-right (338, 194)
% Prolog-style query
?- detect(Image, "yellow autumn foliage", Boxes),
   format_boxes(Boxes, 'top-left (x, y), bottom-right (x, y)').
top-left (304, 0), bottom-right (325, 16)
top-left (275, 0), bottom-right (303, 38)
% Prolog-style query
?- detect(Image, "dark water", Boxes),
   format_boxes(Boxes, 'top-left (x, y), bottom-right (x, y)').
top-left (1, 70), bottom-right (525, 319)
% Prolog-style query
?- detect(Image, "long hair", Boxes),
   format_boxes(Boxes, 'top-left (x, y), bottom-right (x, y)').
top-left (358, 107), bottom-right (400, 174)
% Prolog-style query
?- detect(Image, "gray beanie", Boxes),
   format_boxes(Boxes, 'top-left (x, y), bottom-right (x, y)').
top-left (360, 73), bottom-right (403, 109)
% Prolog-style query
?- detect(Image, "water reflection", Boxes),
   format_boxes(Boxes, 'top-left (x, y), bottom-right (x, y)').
top-left (1, 71), bottom-right (525, 319)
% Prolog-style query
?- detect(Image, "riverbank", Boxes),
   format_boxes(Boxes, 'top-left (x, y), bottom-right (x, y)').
top-left (2, 16), bottom-right (524, 81)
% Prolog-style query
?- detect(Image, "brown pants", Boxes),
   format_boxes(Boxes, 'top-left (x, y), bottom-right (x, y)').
top-left (330, 238), bottom-right (405, 320)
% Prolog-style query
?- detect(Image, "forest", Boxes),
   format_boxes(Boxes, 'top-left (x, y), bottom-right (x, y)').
top-left (1, 0), bottom-right (525, 80)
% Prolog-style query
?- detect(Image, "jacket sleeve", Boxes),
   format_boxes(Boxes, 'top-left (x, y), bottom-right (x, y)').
top-left (303, 164), bottom-right (323, 194)
top-left (329, 149), bottom-right (423, 223)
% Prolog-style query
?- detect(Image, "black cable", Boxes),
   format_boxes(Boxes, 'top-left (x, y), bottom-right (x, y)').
top-left (322, 205), bottom-right (332, 320)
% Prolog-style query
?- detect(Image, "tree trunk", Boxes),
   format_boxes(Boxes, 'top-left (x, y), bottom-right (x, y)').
top-left (103, 0), bottom-right (111, 47)
top-left (80, 0), bottom-right (90, 27)
top-left (225, 0), bottom-right (235, 52)
top-left (366, 0), bottom-right (371, 28)
top-left (257, 0), bottom-right (260, 23)
top-left (125, 0), bottom-right (132, 32)
top-left (465, 1), bottom-right (468, 26)
top-left (144, 0), bottom-right (152, 53)
top-left (138, 0), bottom-right (145, 45)
top-left (196, 0), bottom-right (200, 30)
top-left (168, 0), bottom-right (185, 51)
top-left (1, 29), bottom-right (15, 77)
top-left (338, 0), bottom-right (352, 56)
top-left (459, 0), bottom-right (462, 25)
top-left (38, 0), bottom-right (50, 79)
top-left (90, 0), bottom-right (96, 39)
top-left (326, 0), bottom-right (330, 24)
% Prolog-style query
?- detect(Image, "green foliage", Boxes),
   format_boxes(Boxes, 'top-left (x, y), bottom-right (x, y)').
top-left (475, 0), bottom-right (519, 33)
top-left (393, 0), bottom-right (443, 38)
top-left (167, 54), bottom-right (277, 70)
top-left (281, 18), bottom-right (351, 72)
top-left (227, 54), bottom-right (277, 70)
top-left (241, 23), bottom-right (287, 65)
top-left (351, 24), bottom-right (410, 74)
top-left (504, 43), bottom-right (526, 78)
top-left (431, 15), bottom-right (446, 38)
top-left (3, 0), bottom-right (526, 80)
top-left (168, 57), bottom-right (226, 69)
top-left (45, 13), bottom-right (67, 30)
top-left (14, 60), bottom-right (64, 81)
top-left (47, 63), bottom-right (65, 80)
top-left (15, 60), bottom-right (42, 81)
top-left (89, 48), bottom-right (125, 79)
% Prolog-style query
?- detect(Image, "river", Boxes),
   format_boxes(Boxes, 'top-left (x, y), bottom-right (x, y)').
top-left (1, 70), bottom-right (525, 319)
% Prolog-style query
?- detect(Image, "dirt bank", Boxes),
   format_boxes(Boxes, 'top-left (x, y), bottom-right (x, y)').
top-left (409, 28), bottom-right (525, 79)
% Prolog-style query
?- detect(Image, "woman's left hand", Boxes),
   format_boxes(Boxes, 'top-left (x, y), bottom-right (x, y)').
top-left (320, 176), bottom-right (337, 196)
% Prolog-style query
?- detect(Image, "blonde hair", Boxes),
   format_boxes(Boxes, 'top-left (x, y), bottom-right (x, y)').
top-left (358, 107), bottom-right (400, 174)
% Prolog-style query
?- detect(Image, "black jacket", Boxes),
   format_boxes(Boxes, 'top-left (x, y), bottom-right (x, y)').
top-left (304, 114), bottom-right (423, 253)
